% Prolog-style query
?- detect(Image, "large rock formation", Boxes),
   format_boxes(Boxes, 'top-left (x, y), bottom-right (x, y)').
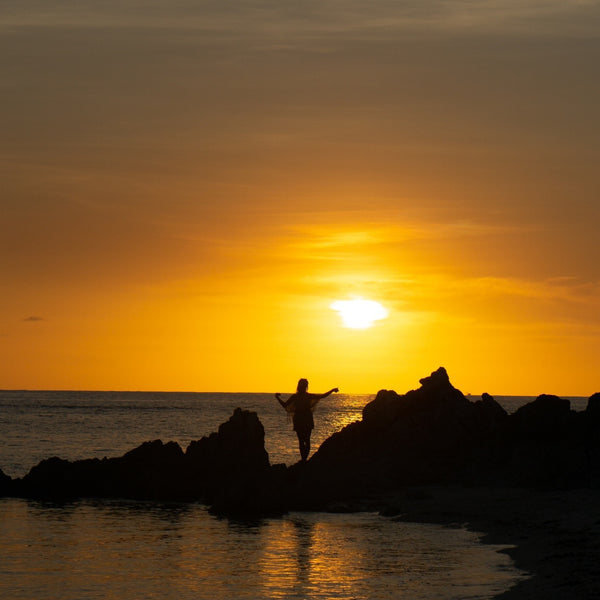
top-left (185, 407), bottom-right (286, 514)
top-left (6, 407), bottom-right (285, 514)
top-left (287, 368), bottom-right (599, 508)
top-left (1, 368), bottom-right (599, 515)
top-left (287, 367), bottom-right (506, 507)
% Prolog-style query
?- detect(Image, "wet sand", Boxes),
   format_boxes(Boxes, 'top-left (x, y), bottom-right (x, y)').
top-left (378, 487), bottom-right (600, 599)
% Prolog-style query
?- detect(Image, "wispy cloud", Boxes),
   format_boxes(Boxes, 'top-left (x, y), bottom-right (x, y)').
top-left (285, 219), bottom-right (535, 254)
top-left (2, 0), bottom-right (597, 38)
top-left (442, 276), bottom-right (600, 307)
top-left (23, 316), bottom-right (44, 322)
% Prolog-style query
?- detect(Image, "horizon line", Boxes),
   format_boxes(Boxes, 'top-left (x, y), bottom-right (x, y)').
top-left (0, 388), bottom-right (592, 399)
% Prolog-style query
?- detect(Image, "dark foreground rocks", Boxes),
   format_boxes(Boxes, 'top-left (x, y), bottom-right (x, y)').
top-left (2, 368), bottom-right (600, 517)
top-left (288, 368), bottom-right (600, 508)
top-left (3, 407), bottom-right (287, 515)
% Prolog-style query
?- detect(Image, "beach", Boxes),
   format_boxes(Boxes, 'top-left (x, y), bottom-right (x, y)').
top-left (380, 486), bottom-right (600, 599)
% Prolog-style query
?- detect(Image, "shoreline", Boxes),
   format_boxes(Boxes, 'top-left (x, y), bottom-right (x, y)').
top-left (374, 486), bottom-right (600, 599)
top-left (2, 484), bottom-right (597, 597)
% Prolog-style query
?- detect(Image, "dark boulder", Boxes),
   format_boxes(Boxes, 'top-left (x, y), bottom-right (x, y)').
top-left (362, 367), bottom-right (472, 430)
top-left (20, 455), bottom-right (106, 499)
top-left (491, 394), bottom-right (591, 488)
top-left (362, 389), bottom-right (403, 430)
top-left (474, 392), bottom-right (509, 426)
top-left (107, 440), bottom-right (187, 500)
top-left (0, 467), bottom-right (13, 496)
top-left (511, 394), bottom-right (574, 441)
top-left (20, 440), bottom-right (187, 501)
top-left (186, 407), bottom-right (269, 474)
top-left (185, 407), bottom-right (270, 492)
top-left (0, 399), bottom-right (351, 511)
top-left (16, 408), bottom-right (277, 506)
top-left (185, 408), bottom-right (285, 514)
top-left (586, 393), bottom-right (600, 420)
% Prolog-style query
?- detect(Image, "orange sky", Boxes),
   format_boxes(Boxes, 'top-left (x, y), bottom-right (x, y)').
top-left (1, 2), bottom-right (599, 394)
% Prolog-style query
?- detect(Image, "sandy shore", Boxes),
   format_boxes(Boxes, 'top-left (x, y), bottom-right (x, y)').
top-left (376, 486), bottom-right (600, 599)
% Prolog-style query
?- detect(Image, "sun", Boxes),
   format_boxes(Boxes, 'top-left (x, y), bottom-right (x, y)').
top-left (330, 298), bottom-right (389, 329)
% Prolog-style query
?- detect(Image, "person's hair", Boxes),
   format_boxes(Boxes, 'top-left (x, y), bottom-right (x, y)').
top-left (297, 378), bottom-right (308, 393)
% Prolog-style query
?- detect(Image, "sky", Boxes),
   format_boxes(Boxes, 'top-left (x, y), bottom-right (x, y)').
top-left (1, 1), bottom-right (599, 394)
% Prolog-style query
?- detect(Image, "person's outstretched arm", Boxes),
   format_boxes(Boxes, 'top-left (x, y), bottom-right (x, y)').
top-left (275, 393), bottom-right (286, 409)
top-left (318, 387), bottom-right (339, 400)
top-left (276, 393), bottom-right (296, 410)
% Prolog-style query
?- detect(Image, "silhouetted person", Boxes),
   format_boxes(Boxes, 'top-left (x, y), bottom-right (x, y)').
top-left (276, 379), bottom-right (339, 461)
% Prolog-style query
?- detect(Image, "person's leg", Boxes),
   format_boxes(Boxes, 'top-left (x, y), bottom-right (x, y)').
top-left (297, 431), bottom-right (310, 461)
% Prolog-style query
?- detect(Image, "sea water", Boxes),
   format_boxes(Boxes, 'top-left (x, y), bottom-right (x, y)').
top-left (1, 391), bottom-right (585, 599)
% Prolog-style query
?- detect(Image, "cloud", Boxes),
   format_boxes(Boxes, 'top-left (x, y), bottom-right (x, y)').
top-left (23, 316), bottom-right (44, 322)
top-left (285, 219), bottom-right (534, 256)
top-left (2, 0), bottom-right (598, 38)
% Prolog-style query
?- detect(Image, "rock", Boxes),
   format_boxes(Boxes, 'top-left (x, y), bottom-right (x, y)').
top-left (290, 368), bottom-right (484, 508)
top-left (475, 392), bottom-right (509, 424)
top-left (293, 371), bottom-right (600, 505)
top-left (362, 368), bottom-right (471, 431)
top-left (17, 409), bottom-right (275, 505)
top-left (586, 393), bottom-right (600, 419)
top-left (511, 394), bottom-right (574, 441)
top-left (21, 456), bottom-right (105, 499)
top-left (362, 389), bottom-right (403, 430)
top-left (497, 395), bottom-right (592, 488)
top-left (185, 408), bottom-right (270, 486)
top-left (0, 468), bottom-right (13, 496)
top-left (108, 440), bottom-right (187, 500)
top-left (185, 408), bottom-right (284, 514)
top-left (20, 440), bottom-right (188, 501)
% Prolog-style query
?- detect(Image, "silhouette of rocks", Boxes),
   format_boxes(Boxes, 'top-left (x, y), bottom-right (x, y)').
top-left (185, 407), bottom-right (286, 514)
top-left (1, 371), bottom-right (600, 515)
top-left (0, 468), bottom-right (12, 496)
top-left (511, 394), bottom-right (573, 439)
top-left (18, 440), bottom-right (187, 501)
top-left (186, 407), bottom-right (269, 481)
top-left (289, 369), bottom-right (600, 509)
top-left (288, 367), bottom-right (490, 507)
top-left (6, 408), bottom-right (285, 513)
top-left (586, 392), bottom-right (600, 419)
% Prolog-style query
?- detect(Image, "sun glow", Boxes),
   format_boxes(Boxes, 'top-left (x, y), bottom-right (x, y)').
top-left (330, 298), bottom-right (389, 330)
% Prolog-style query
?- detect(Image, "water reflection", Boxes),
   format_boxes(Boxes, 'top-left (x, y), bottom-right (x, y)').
top-left (291, 518), bottom-right (313, 587)
top-left (256, 512), bottom-right (526, 600)
top-left (0, 499), bottom-right (525, 600)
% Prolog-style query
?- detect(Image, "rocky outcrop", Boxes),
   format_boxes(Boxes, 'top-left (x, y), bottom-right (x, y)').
top-left (288, 368), bottom-right (600, 508)
top-left (0, 467), bottom-right (12, 496)
top-left (7, 407), bottom-right (284, 514)
top-left (287, 367), bottom-right (503, 507)
top-left (185, 407), bottom-right (286, 514)
top-left (586, 392), bottom-right (600, 419)
top-left (18, 440), bottom-right (188, 501)
top-left (1, 369), bottom-right (599, 515)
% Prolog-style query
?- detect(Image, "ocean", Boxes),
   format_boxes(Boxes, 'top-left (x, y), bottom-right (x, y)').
top-left (0, 391), bottom-right (588, 599)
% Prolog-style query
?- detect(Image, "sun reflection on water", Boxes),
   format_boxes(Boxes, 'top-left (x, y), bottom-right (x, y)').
top-left (0, 499), bottom-right (525, 600)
